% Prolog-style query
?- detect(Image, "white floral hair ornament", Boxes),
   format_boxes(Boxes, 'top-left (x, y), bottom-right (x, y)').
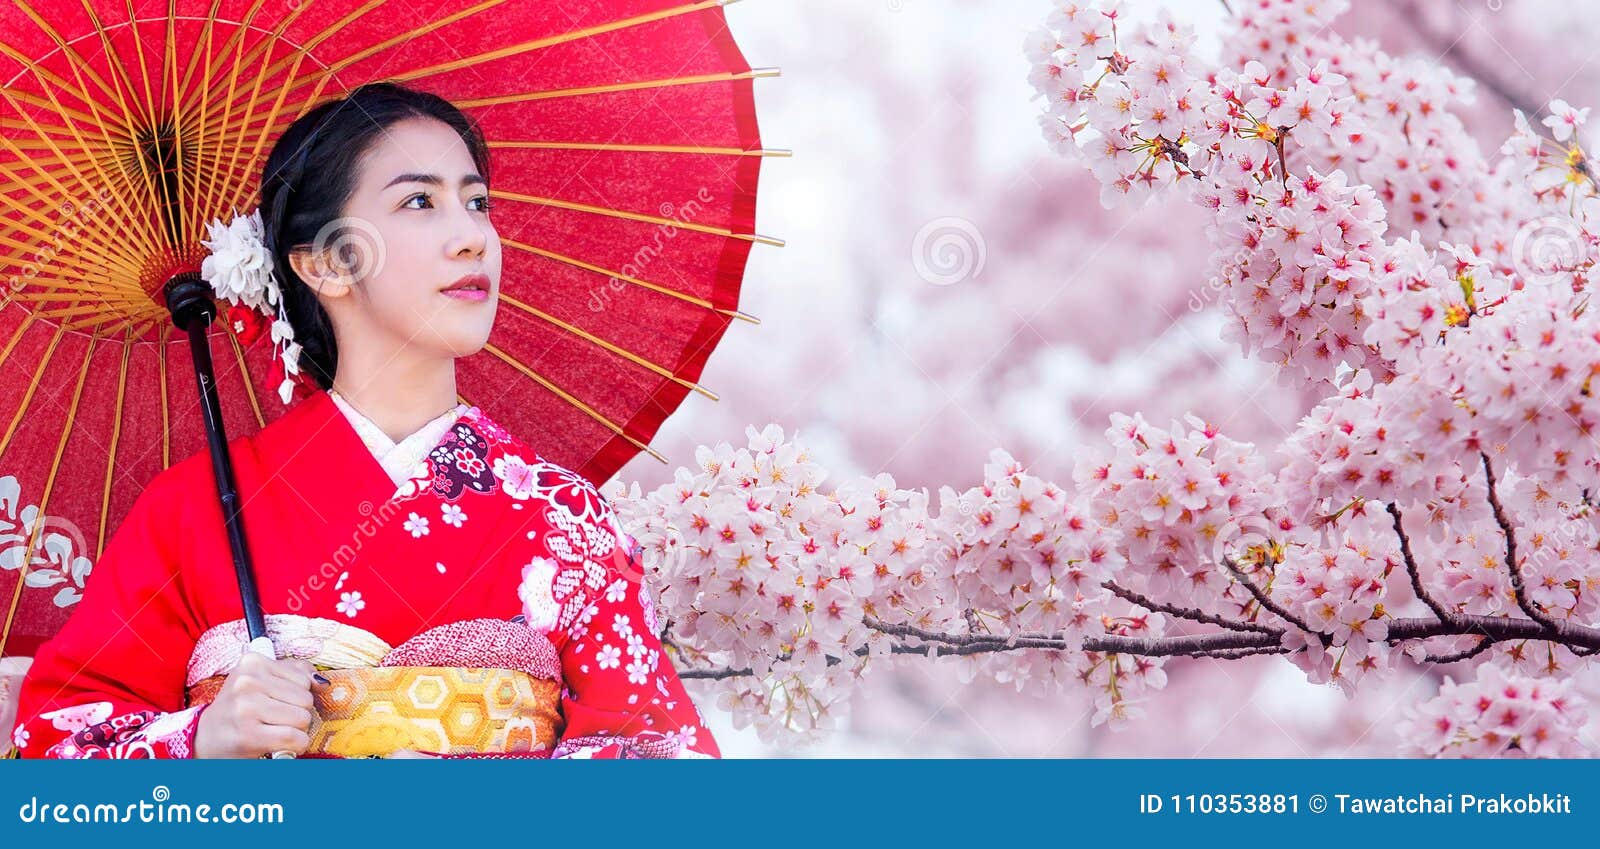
top-left (200, 209), bottom-right (303, 405)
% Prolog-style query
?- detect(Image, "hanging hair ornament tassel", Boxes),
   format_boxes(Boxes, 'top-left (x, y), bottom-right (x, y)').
top-left (200, 209), bottom-right (302, 405)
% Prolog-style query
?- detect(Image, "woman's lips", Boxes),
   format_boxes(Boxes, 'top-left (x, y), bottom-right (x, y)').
top-left (442, 273), bottom-right (492, 302)
top-left (441, 287), bottom-right (489, 302)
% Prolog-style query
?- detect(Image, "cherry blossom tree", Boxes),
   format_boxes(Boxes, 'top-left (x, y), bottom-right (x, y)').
top-left (604, 0), bottom-right (1600, 758)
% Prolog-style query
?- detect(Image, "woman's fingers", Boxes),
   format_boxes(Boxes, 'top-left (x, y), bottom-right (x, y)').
top-left (253, 723), bottom-right (312, 756)
top-left (260, 674), bottom-right (316, 711)
top-left (252, 695), bottom-right (315, 731)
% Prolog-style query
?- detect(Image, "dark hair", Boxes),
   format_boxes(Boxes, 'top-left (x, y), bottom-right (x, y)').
top-left (258, 81), bottom-right (492, 389)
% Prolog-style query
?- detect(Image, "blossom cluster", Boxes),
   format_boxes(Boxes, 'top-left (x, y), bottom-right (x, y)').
top-left (593, 0), bottom-right (1600, 758)
top-left (1399, 663), bottom-right (1589, 757)
top-left (1026, 0), bottom-right (1600, 755)
top-left (609, 425), bottom-right (1172, 740)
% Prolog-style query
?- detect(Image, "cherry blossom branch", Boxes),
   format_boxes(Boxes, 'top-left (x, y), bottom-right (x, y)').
top-left (1394, 0), bottom-right (1544, 119)
top-left (672, 611), bottom-right (1600, 680)
top-left (1481, 452), bottom-right (1562, 631)
top-left (1157, 136), bottom-right (1206, 180)
top-left (1103, 580), bottom-right (1279, 635)
top-left (1220, 556), bottom-right (1315, 634)
top-left (1386, 502), bottom-right (1457, 624)
top-left (1421, 635), bottom-right (1495, 665)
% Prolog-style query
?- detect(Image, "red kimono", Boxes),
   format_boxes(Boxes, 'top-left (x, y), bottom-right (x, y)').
top-left (10, 389), bottom-right (717, 759)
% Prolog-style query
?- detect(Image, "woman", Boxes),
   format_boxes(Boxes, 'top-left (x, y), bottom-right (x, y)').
top-left (9, 82), bottom-right (718, 759)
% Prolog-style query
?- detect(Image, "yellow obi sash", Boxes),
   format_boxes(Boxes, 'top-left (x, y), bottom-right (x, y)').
top-left (184, 615), bottom-right (564, 758)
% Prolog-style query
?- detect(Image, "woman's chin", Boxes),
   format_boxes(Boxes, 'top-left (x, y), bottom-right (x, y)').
top-left (436, 310), bottom-right (498, 358)
top-left (444, 330), bottom-right (494, 359)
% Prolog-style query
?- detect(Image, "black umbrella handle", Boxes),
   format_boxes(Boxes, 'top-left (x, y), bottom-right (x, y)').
top-left (164, 273), bottom-right (269, 644)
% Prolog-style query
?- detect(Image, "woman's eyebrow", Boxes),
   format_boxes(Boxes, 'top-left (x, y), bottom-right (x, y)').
top-left (384, 172), bottom-right (487, 189)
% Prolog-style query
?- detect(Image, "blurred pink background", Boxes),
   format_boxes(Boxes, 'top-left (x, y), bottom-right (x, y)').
top-left (615, 0), bottom-right (1600, 757)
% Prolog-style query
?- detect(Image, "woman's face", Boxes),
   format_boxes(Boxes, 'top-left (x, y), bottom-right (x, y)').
top-left (305, 115), bottom-right (502, 361)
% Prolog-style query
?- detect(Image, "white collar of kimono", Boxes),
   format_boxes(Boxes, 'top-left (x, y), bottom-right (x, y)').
top-left (327, 390), bottom-right (469, 488)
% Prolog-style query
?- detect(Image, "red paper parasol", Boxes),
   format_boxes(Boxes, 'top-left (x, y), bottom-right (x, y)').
top-left (0, 0), bottom-right (781, 660)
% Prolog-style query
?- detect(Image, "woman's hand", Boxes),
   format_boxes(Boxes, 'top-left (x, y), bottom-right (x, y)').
top-left (194, 650), bottom-right (321, 759)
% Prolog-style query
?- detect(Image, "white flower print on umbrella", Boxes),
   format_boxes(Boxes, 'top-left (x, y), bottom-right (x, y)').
top-left (440, 504), bottom-right (466, 528)
top-left (404, 512), bottom-right (430, 538)
top-left (625, 658), bottom-right (650, 686)
top-left (597, 644), bottom-right (622, 670)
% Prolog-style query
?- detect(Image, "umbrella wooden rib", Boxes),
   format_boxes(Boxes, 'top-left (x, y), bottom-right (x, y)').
top-left (0, 136), bottom-right (159, 265)
top-left (27, 302), bottom-right (153, 322)
top-left (206, 69), bottom-right (781, 145)
top-left (500, 237), bottom-right (759, 324)
top-left (158, 322), bottom-right (171, 470)
top-left (0, 230), bottom-right (143, 285)
top-left (0, 327), bottom-right (95, 662)
top-left (0, 82), bottom-right (115, 134)
top-left (224, 330), bottom-right (267, 431)
top-left (3, 269), bottom-right (143, 294)
top-left (0, 310), bottom-right (38, 378)
top-left (10, 4), bottom-right (134, 118)
top-left (137, 6), bottom-right (193, 247)
top-left (173, 8), bottom-right (273, 230)
top-left (480, 342), bottom-right (666, 464)
top-left (0, 173), bottom-right (152, 278)
top-left (0, 34), bottom-right (118, 123)
top-left (212, 0), bottom-right (487, 126)
top-left (453, 70), bottom-right (777, 109)
top-left (222, 0), bottom-right (731, 125)
top-left (6, 149), bottom-right (118, 194)
top-left (495, 192), bottom-right (784, 246)
top-left (0, 194), bottom-right (147, 280)
top-left (0, 318), bottom-right (67, 458)
top-left (0, 89), bottom-right (165, 259)
top-left (18, 11), bottom-right (173, 253)
top-left (5, 294), bottom-right (144, 318)
top-left (490, 140), bottom-right (790, 157)
top-left (62, 314), bottom-right (159, 336)
top-left (197, 5), bottom-right (331, 236)
top-left (98, 326), bottom-right (134, 559)
top-left (498, 292), bottom-right (718, 401)
top-left (385, 1), bottom-right (734, 86)
top-left (9, 291), bottom-right (150, 313)
top-left (174, 1), bottom-right (316, 120)
top-left (0, 122), bottom-right (113, 145)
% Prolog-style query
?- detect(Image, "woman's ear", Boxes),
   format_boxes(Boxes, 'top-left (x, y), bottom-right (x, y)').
top-left (288, 247), bottom-right (354, 299)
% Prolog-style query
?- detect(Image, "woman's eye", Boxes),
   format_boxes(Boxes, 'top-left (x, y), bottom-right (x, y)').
top-left (403, 194), bottom-right (491, 212)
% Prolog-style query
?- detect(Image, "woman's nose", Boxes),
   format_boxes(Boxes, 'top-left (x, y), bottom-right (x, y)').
top-left (448, 204), bottom-right (489, 258)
